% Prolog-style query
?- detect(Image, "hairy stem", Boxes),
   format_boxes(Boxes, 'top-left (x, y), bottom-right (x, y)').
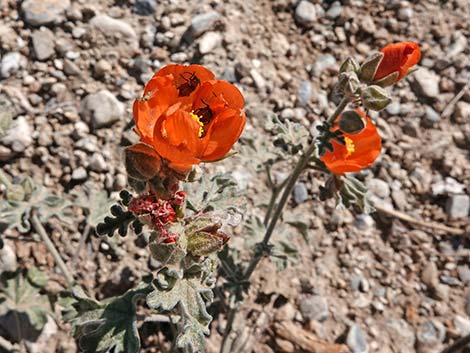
top-left (31, 211), bottom-right (74, 288)
top-left (220, 97), bottom-right (350, 352)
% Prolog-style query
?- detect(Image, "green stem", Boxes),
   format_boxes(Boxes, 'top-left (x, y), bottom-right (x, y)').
top-left (219, 97), bottom-right (350, 352)
top-left (31, 211), bottom-right (74, 288)
top-left (327, 97), bottom-right (350, 124)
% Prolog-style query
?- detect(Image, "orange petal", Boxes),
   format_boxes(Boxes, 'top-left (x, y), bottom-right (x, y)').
top-left (155, 64), bottom-right (215, 89)
top-left (151, 111), bottom-right (201, 166)
top-left (193, 80), bottom-right (245, 112)
top-left (134, 75), bottom-right (179, 139)
top-left (202, 109), bottom-right (246, 161)
top-left (374, 42), bottom-right (421, 81)
top-left (321, 111), bottom-right (382, 174)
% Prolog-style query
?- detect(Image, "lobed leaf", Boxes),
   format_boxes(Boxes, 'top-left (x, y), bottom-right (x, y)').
top-left (62, 284), bottom-right (152, 353)
top-left (147, 262), bottom-right (215, 353)
top-left (0, 268), bottom-right (51, 333)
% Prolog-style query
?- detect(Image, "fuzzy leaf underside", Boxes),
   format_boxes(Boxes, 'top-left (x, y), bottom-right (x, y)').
top-left (185, 173), bottom-right (243, 214)
top-left (63, 285), bottom-right (151, 353)
top-left (0, 269), bottom-right (51, 332)
top-left (146, 266), bottom-right (214, 353)
top-left (0, 173), bottom-right (73, 232)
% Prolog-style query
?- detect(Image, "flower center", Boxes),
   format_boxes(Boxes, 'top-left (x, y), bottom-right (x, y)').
top-left (190, 112), bottom-right (204, 138)
top-left (344, 136), bottom-right (355, 157)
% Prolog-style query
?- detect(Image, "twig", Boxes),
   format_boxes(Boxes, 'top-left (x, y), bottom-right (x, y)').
top-left (274, 321), bottom-right (349, 353)
top-left (441, 83), bottom-right (468, 119)
top-left (31, 210), bottom-right (74, 288)
top-left (72, 224), bottom-right (91, 265)
top-left (440, 333), bottom-right (470, 353)
top-left (374, 204), bottom-right (466, 236)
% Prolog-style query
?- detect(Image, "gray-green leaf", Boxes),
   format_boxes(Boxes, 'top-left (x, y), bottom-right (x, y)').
top-left (63, 285), bottom-right (151, 353)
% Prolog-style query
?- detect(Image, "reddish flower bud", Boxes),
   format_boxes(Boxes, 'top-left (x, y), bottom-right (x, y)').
top-left (373, 42), bottom-right (421, 83)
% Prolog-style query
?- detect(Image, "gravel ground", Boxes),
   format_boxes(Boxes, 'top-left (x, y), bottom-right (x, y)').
top-left (0, 0), bottom-right (469, 352)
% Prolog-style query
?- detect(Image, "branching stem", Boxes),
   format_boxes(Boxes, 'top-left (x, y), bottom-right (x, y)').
top-left (220, 97), bottom-right (350, 352)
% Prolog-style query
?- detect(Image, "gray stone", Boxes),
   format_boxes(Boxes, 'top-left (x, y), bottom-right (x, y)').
top-left (422, 106), bottom-right (440, 127)
top-left (354, 214), bottom-right (375, 231)
top-left (31, 28), bottom-right (55, 61)
top-left (385, 319), bottom-right (415, 350)
top-left (134, 0), bottom-right (157, 16)
top-left (457, 266), bottom-right (470, 285)
top-left (445, 194), bottom-right (470, 219)
top-left (63, 59), bottom-right (80, 75)
top-left (417, 320), bottom-right (446, 346)
top-left (421, 262), bottom-right (439, 289)
top-left (188, 11), bottom-right (220, 39)
top-left (297, 81), bottom-right (312, 106)
top-left (299, 295), bottom-right (329, 322)
top-left (293, 182), bottom-right (309, 204)
top-left (0, 244), bottom-right (17, 273)
top-left (326, 1), bottom-right (342, 19)
top-left (89, 153), bottom-right (108, 172)
top-left (312, 54), bottom-right (336, 76)
top-left (71, 167), bottom-right (87, 181)
top-left (21, 0), bottom-right (70, 26)
top-left (1, 52), bottom-right (22, 78)
top-left (198, 31), bottom-right (222, 54)
top-left (1, 116), bottom-right (33, 152)
top-left (366, 178), bottom-right (390, 199)
top-left (295, 1), bottom-right (317, 27)
top-left (90, 15), bottom-right (138, 56)
top-left (346, 324), bottom-right (368, 353)
top-left (412, 68), bottom-right (440, 100)
top-left (80, 90), bottom-right (124, 129)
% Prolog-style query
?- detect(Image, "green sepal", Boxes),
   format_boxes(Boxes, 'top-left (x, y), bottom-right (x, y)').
top-left (359, 52), bottom-right (384, 82)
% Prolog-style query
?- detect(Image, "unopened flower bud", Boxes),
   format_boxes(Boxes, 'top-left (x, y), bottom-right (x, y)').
top-left (359, 52), bottom-right (384, 82)
top-left (336, 72), bottom-right (360, 97)
top-left (338, 110), bottom-right (366, 134)
top-left (360, 85), bottom-right (392, 111)
top-left (185, 214), bottom-right (230, 257)
top-left (125, 144), bottom-right (161, 181)
top-left (373, 71), bottom-right (399, 88)
top-left (339, 57), bottom-right (360, 74)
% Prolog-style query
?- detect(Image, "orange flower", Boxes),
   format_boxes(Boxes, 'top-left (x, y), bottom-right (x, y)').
top-left (321, 110), bottom-right (382, 174)
top-left (374, 42), bottom-right (421, 82)
top-left (132, 64), bottom-right (246, 173)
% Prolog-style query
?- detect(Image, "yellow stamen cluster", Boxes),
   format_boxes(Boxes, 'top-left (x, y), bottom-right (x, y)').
top-left (190, 112), bottom-right (204, 138)
top-left (344, 137), bottom-right (355, 157)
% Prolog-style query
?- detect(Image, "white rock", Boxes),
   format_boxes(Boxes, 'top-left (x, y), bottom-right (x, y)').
top-left (80, 90), bottom-right (124, 129)
top-left (198, 31), bottom-right (222, 54)
top-left (1, 52), bottom-right (22, 78)
top-left (89, 152), bottom-right (108, 172)
top-left (295, 1), bottom-right (317, 28)
top-left (0, 244), bottom-right (17, 273)
top-left (90, 15), bottom-right (138, 56)
top-left (412, 68), bottom-right (440, 99)
top-left (1, 116), bottom-right (33, 152)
